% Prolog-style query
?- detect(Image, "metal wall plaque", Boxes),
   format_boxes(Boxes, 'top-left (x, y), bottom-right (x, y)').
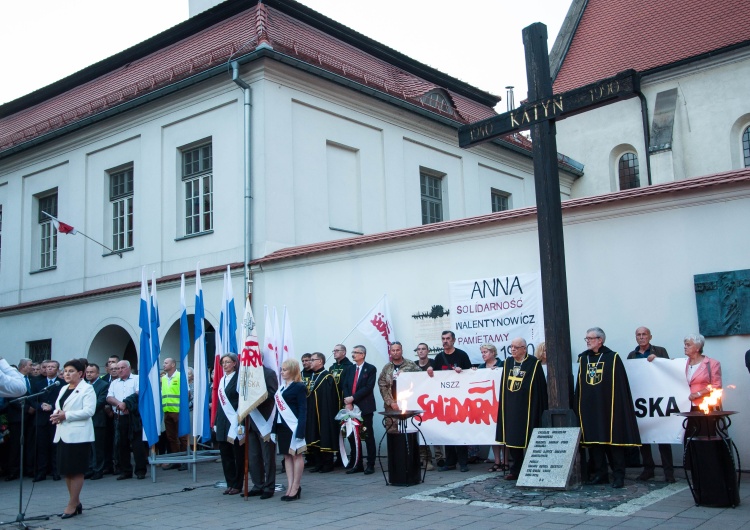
top-left (694, 269), bottom-right (750, 337)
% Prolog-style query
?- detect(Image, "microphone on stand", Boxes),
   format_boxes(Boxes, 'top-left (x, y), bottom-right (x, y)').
top-left (44, 381), bottom-right (61, 391)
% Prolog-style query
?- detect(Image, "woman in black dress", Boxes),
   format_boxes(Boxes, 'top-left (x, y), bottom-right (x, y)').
top-left (50, 359), bottom-right (96, 519)
top-left (276, 359), bottom-right (307, 501)
top-left (215, 353), bottom-right (244, 495)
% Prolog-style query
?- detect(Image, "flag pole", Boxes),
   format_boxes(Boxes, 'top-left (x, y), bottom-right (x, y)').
top-left (242, 287), bottom-right (253, 500)
top-left (41, 211), bottom-right (122, 257)
top-left (334, 294), bottom-right (386, 363)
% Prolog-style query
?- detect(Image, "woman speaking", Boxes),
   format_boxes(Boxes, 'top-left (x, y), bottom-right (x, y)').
top-left (50, 359), bottom-right (96, 519)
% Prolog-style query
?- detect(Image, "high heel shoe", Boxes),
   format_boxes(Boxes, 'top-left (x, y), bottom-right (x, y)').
top-left (281, 487), bottom-right (301, 501)
top-left (61, 504), bottom-right (82, 519)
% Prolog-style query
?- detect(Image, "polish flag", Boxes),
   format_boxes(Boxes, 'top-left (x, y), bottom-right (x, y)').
top-left (43, 212), bottom-right (77, 234)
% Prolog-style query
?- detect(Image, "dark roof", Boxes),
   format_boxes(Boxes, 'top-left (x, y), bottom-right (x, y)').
top-left (552, 0), bottom-right (750, 92)
top-left (0, 0), bottom-right (500, 156)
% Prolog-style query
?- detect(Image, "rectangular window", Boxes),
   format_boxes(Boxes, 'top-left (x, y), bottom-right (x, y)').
top-left (38, 193), bottom-right (58, 269)
top-left (0, 204), bottom-right (3, 266)
top-left (491, 189), bottom-right (510, 212)
top-left (182, 143), bottom-right (213, 235)
top-left (110, 166), bottom-right (134, 251)
top-left (27, 339), bottom-right (52, 363)
top-left (420, 171), bottom-right (443, 225)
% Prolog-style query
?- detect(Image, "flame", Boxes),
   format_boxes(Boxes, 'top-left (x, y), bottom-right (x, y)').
top-left (397, 382), bottom-right (414, 415)
top-left (699, 387), bottom-right (723, 414)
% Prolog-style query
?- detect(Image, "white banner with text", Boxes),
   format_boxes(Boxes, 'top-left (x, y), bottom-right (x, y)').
top-left (399, 358), bottom-right (691, 446)
top-left (448, 272), bottom-right (545, 364)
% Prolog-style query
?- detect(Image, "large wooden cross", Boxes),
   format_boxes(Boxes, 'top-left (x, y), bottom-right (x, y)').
top-left (458, 23), bottom-right (639, 426)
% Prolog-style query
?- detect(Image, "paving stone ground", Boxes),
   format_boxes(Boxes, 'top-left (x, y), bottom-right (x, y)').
top-left (0, 457), bottom-right (747, 529)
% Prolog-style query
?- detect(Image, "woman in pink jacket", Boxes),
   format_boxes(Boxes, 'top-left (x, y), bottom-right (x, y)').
top-left (684, 333), bottom-right (722, 409)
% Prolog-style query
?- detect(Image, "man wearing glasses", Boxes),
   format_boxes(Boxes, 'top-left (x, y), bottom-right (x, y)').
top-left (496, 337), bottom-right (548, 481)
top-left (575, 327), bottom-right (641, 489)
top-left (342, 345), bottom-right (378, 474)
top-left (304, 353), bottom-right (340, 473)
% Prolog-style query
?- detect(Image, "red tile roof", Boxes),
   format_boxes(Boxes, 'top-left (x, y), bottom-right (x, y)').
top-left (252, 166), bottom-right (750, 265)
top-left (553, 0), bottom-right (750, 93)
top-left (0, 2), bottom-right (500, 154)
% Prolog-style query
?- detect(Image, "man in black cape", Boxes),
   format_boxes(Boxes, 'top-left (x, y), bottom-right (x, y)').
top-left (576, 327), bottom-right (641, 488)
top-left (304, 352), bottom-right (340, 473)
top-left (496, 337), bottom-right (548, 481)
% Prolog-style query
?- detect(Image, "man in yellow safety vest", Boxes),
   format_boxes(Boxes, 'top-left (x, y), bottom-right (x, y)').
top-left (161, 358), bottom-right (187, 470)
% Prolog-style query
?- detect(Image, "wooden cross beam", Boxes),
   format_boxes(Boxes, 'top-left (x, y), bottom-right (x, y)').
top-left (458, 69), bottom-right (639, 148)
top-left (457, 23), bottom-right (640, 427)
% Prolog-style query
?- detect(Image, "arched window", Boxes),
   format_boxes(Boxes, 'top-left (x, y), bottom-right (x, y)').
top-left (618, 152), bottom-right (640, 190)
top-left (419, 90), bottom-right (454, 116)
top-left (743, 126), bottom-right (750, 167)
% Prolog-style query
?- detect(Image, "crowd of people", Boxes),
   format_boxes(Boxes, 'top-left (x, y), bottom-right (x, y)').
top-left (0, 325), bottom-right (732, 517)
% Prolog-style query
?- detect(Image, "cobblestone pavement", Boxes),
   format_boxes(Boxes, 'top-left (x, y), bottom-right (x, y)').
top-left (0, 458), bottom-right (747, 529)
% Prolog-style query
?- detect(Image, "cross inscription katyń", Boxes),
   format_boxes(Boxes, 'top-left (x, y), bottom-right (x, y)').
top-left (458, 23), bottom-right (640, 427)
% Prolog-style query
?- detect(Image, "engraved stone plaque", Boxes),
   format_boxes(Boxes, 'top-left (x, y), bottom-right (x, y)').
top-left (517, 427), bottom-right (580, 490)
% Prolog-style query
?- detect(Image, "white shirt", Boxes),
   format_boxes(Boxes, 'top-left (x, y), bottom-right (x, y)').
top-left (107, 375), bottom-right (139, 413)
top-left (0, 359), bottom-right (26, 398)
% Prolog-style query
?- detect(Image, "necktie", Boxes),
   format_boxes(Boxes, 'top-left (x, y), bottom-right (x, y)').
top-left (352, 366), bottom-right (360, 395)
top-left (25, 376), bottom-right (30, 393)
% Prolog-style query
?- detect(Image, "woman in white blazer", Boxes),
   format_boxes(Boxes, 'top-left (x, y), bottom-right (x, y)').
top-left (50, 359), bottom-right (95, 519)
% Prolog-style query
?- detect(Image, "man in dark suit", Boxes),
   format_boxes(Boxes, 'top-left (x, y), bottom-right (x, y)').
top-left (100, 358), bottom-right (120, 474)
top-left (246, 366), bottom-right (279, 499)
top-left (85, 363), bottom-right (109, 480)
top-left (627, 326), bottom-right (674, 483)
top-left (342, 345), bottom-right (378, 475)
top-left (31, 360), bottom-right (63, 481)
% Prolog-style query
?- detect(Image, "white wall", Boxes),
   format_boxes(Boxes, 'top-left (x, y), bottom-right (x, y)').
top-left (557, 49), bottom-right (750, 197)
top-left (249, 179), bottom-right (750, 465)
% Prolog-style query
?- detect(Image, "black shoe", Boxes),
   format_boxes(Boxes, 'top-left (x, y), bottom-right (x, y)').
top-left (586, 477), bottom-right (608, 485)
top-left (91, 473), bottom-right (104, 480)
top-left (116, 474), bottom-right (132, 480)
top-left (636, 470), bottom-right (655, 481)
top-left (318, 465), bottom-right (334, 473)
top-left (32, 475), bottom-right (46, 482)
top-left (612, 478), bottom-right (624, 489)
top-left (179, 464), bottom-right (188, 471)
top-left (460, 465), bottom-right (469, 472)
top-left (363, 466), bottom-right (375, 475)
top-left (52, 474), bottom-right (61, 481)
top-left (665, 475), bottom-right (676, 483)
top-left (438, 465), bottom-right (456, 472)
top-left (246, 489), bottom-right (263, 497)
top-left (84, 471), bottom-right (94, 479)
top-left (436, 458), bottom-right (446, 467)
top-left (136, 473), bottom-right (146, 480)
top-left (260, 491), bottom-right (274, 499)
top-left (346, 466), bottom-right (364, 474)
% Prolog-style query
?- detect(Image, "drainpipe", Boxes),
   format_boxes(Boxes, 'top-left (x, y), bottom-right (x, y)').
top-left (635, 74), bottom-right (653, 186)
top-left (231, 61), bottom-right (253, 296)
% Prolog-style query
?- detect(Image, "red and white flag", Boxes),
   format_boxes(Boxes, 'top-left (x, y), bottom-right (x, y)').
top-left (279, 307), bottom-right (295, 383)
top-left (355, 295), bottom-right (395, 362)
top-left (262, 306), bottom-right (279, 376)
top-left (42, 212), bottom-right (77, 234)
top-left (237, 299), bottom-right (267, 421)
